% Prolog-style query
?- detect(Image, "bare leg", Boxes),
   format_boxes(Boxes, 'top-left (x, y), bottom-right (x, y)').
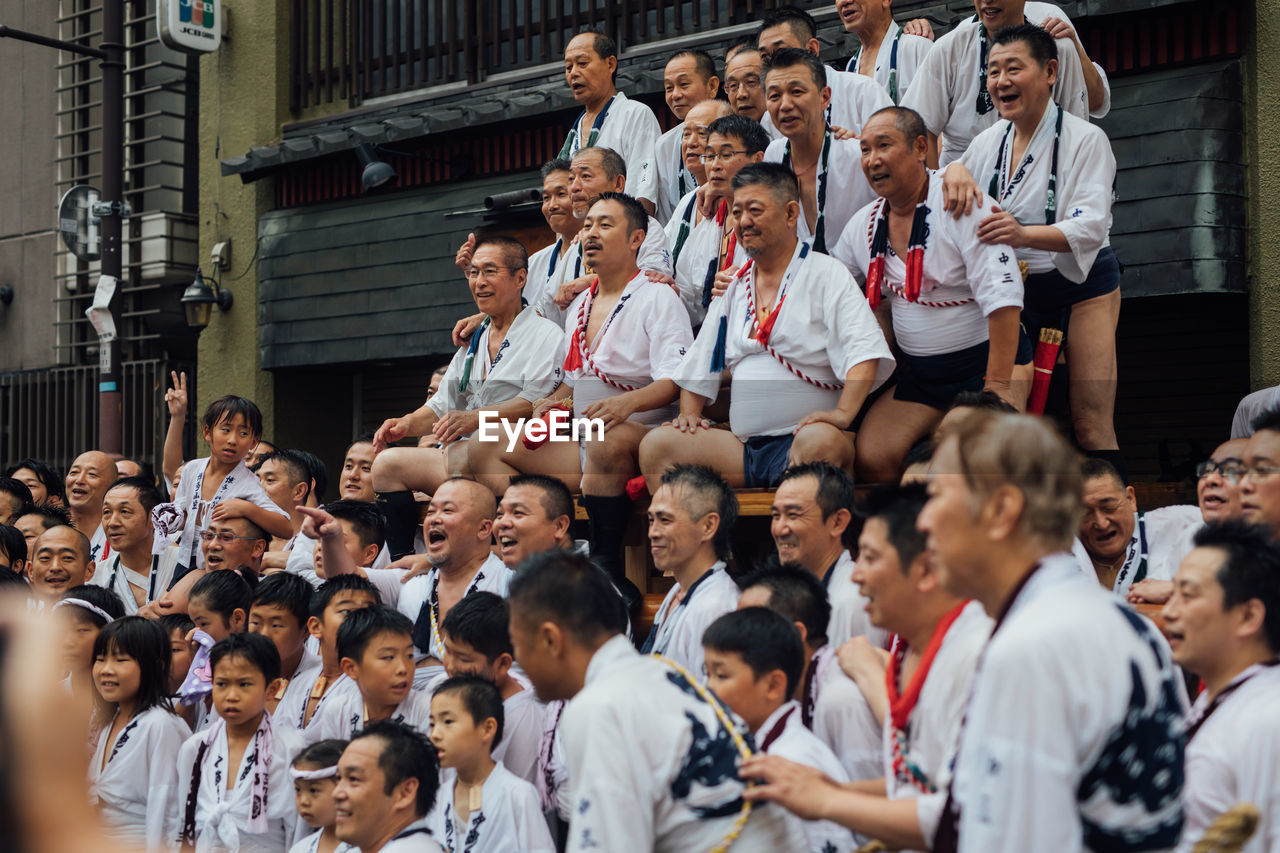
top-left (637, 425), bottom-right (748, 490)
top-left (466, 432), bottom-right (583, 495)
top-left (582, 421), bottom-right (651, 496)
top-left (789, 423), bottom-right (858, 471)
top-left (1064, 289), bottom-right (1121, 451)
top-left (371, 446), bottom-right (450, 495)
top-left (853, 391), bottom-right (944, 484)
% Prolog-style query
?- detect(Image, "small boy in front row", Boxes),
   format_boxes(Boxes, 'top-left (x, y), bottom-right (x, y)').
top-left (703, 606), bottom-right (857, 853)
top-left (427, 675), bottom-right (554, 853)
top-left (308, 605), bottom-right (431, 742)
top-left (440, 591), bottom-right (546, 784)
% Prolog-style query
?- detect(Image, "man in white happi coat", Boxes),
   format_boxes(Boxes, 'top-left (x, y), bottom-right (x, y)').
top-left (1241, 408), bottom-right (1280, 540)
top-left (370, 237), bottom-right (561, 559)
top-left (838, 0), bottom-right (933, 104)
top-left (902, 0), bottom-right (1109, 167)
top-left (942, 23), bottom-right (1126, 480)
top-left (637, 163), bottom-right (893, 489)
top-left (92, 477), bottom-right (180, 614)
top-left (469, 193), bottom-right (692, 606)
top-left (763, 48), bottom-right (884, 254)
top-left (640, 465), bottom-right (741, 678)
top-left (1162, 521), bottom-right (1280, 853)
top-left (724, 40), bottom-right (767, 123)
top-left (756, 5), bottom-right (895, 140)
top-left (666, 111), bottom-right (765, 328)
top-left (1076, 457), bottom-right (1202, 598)
top-left (558, 30), bottom-right (660, 206)
top-left (635, 50), bottom-right (720, 224)
top-left (508, 549), bottom-right (799, 853)
top-left (831, 105), bottom-right (1031, 482)
top-left (333, 720), bottom-right (445, 853)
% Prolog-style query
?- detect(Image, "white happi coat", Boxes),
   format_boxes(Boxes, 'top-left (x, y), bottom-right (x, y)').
top-left (378, 818), bottom-right (445, 853)
top-left (832, 172), bottom-right (1025, 357)
top-left (168, 458), bottom-right (290, 571)
top-left (758, 700), bottom-right (857, 853)
top-left (1177, 664), bottom-right (1280, 853)
top-left (288, 830), bottom-right (354, 853)
top-left (426, 308), bottom-right (563, 426)
top-left (427, 761), bottom-right (556, 853)
top-left (494, 685), bottom-right (547, 785)
top-left (902, 13), bottom-right (1100, 167)
top-left (674, 242), bottom-right (894, 439)
top-left (636, 122), bottom-right (698, 224)
top-left (955, 103), bottom-right (1117, 282)
top-left (307, 684), bottom-right (433, 742)
top-left (562, 635), bottom-right (799, 852)
top-left (363, 554), bottom-right (512, 666)
top-left (644, 561), bottom-right (740, 679)
top-left (271, 652), bottom-right (323, 738)
top-left (1083, 505), bottom-right (1205, 597)
top-left (89, 705), bottom-right (192, 847)
top-left (288, 670), bottom-right (358, 737)
top-left (561, 91), bottom-right (661, 198)
top-left (90, 545), bottom-right (181, 615)
top-left (665, 192), bottom-right (750, 328)
top-left (844, 20), bottom-right (933, 104)
top-left (176, 714), bottom-right (304, 853)
top-left (883, 601), bottom-right (992, 852)
top-left (763, 133), bottom-right (876, 249)
top-left (537, 699), bottom-right (572, 822)
top-left (805, 646), bottom-right (884, 784)
top-left (947, 554), bottom-right (1185, 853)
top-left (760, 66), bottom-right (893, 140)
top-left (559, 272), bottom-right (694, 427)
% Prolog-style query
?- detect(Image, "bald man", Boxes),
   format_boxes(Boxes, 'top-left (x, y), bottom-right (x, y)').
top-left (28, 525), bottom-right (96, 608)
top-left (305, 478), bottom-right (512, 687)
top-left (63, 450), bottom-right (118, 563)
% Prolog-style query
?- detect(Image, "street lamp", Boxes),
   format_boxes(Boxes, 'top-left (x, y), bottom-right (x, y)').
top-left (181, 267), bottom-right (232, 331)
top-left (356, 144), bottom-right (396, 191)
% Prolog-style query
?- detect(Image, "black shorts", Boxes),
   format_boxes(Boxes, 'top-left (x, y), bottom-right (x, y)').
top-left (1022, 246), bottom-right (1121, 340)
top-left (893, 331), bottom-right (1034, 411)
top-left (742, 433), bottom-right (795, 488)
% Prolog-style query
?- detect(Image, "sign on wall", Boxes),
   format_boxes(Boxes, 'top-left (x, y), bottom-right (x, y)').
top-left (158, 0), bottom-right (222, 53)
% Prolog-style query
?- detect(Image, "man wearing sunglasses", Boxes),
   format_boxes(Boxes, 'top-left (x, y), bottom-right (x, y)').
top-left (1120, 438), bottom-right (1249, 606)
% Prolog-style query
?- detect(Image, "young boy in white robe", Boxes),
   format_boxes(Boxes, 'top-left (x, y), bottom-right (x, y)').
top-left (736, 565), bottom-right (884, 786)
top-left (762, 49), bottom-right (883, 253)
top-left (641, 163), bottom-right (894, 492)
top-left (178, 632), bottom-right (303, 853)
top-left (289, 739), bottom-right (355, 853)
top-left (156, 395), bottom-right (292, 574)
top-left (1163, 522), bottom-right (1280, 853)
top-left (89, 616), bottom-right (192, 848)
top-left (309, 606), bottom-right (431, 742)
top-left (94, 477), bottom-right (181, 614)
top-left (901, 1), bottom-right (1105, 166)
top-left (831, 105), bottom-right (1030, 482)
top-left (427, 675), bottom-right (555, 852)
top-left (292, 575), bottom-right (380, 735)
top-left (703, 607), bottom-right (855, 852)
top-left (440, 591), bottom-right (546, 784)
top-left (509, 549), bottom-right (798, 852)
top-left (944, 24), bottom-right (1125, 477)
top-left (370, 235), bottom-right (564, 558)
top-left (55, 586), bottom-right (126, 730)
top-left (250, 573), bottom-right (322, 727)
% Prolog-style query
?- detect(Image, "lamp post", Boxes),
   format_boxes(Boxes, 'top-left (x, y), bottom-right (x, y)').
top-left (0, 7), bottom-right (125, 455)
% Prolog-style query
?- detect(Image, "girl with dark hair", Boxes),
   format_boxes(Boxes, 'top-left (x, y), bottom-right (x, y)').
top-left (289, 740), bottom-right (354, 853)
top-left (177, 633), bottom-right (303, 853)
top-left (88, 616), bottom-right (192, 847)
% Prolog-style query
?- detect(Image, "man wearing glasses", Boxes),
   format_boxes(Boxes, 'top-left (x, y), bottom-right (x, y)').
top-left (1242, 407), bottom-right (1280, 537)
top-left (723, 41), bottom-right (767, 122)
top-left (370, 235), bottom-right (563, 558)
top-left (1076, 456), bottom-right (1204, 599)
top-left (1126, 438), bottom-right (1249, 606)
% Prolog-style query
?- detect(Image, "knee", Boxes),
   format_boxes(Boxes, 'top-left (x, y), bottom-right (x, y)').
top-left (1071, 413), bottom-right (1116, 450)
top-left (371, 449), bottom-right (404, 488)
top-left (584, 431), bottom-right (632, 472)
top-left (791, 423), bottom-right (852, 469)
top-left (638, 426), bottom-right (681, 477)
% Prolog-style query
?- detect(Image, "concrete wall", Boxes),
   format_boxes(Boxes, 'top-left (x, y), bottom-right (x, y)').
top-left (0, 0), bottom-right (60, 372)
top-left (1247, 0), bottom-right (1280, 389)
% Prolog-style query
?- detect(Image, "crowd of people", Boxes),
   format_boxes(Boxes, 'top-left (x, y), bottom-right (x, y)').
top-left (1, 2), bottom-right (1279, 852)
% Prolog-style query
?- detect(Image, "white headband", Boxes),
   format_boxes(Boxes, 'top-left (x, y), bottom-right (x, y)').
top-left (52, 598), bottom-right (116, 624)
top-left (290, 765), bottom-right (339, 781)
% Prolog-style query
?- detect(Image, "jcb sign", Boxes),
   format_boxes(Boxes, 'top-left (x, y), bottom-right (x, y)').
top-left (159, 0), bottom-right (222, 53)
